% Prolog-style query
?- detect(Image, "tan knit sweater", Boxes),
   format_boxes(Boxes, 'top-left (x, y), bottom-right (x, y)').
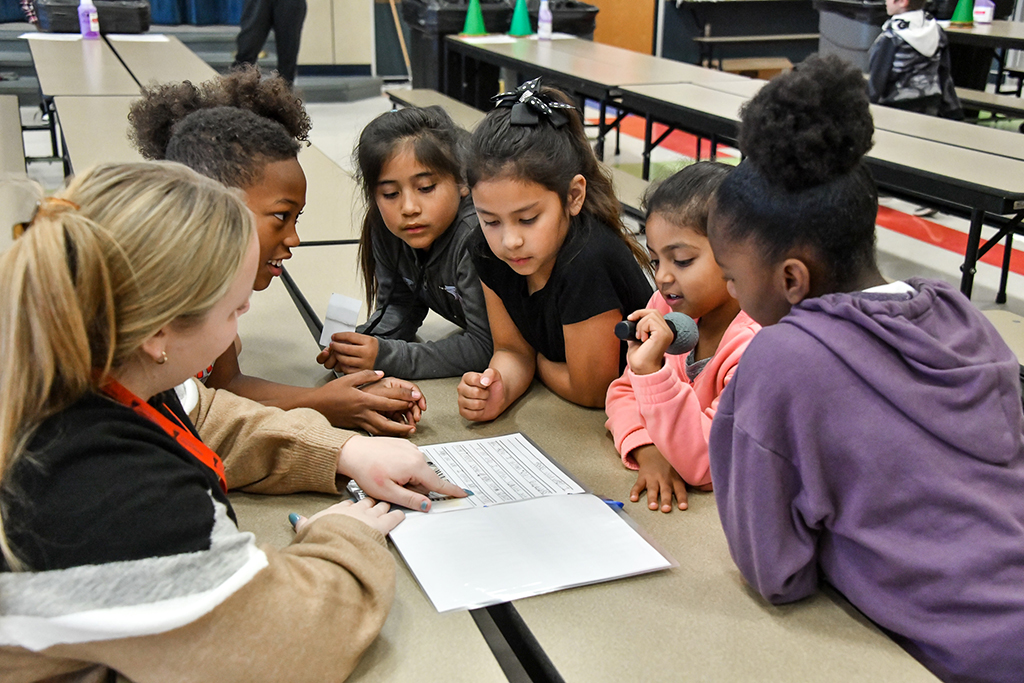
top-left (0, 381), bottom-right (395, 683)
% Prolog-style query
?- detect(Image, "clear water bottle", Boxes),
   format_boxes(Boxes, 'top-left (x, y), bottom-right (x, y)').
top-left (538, 0), bottom-right (553, 40)
top-left (78, 0), bottom-right (100, 39)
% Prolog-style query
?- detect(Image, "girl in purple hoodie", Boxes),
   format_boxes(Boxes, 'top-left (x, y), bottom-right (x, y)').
top-left (706, 53), bottom-right (1024, 683)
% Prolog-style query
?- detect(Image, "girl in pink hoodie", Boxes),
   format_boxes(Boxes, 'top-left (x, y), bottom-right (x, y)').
top-left (605, 163), bottom-right (759, 513)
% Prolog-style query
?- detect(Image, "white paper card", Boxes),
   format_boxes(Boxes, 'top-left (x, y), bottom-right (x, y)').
top-left (107, 34), bottom-right (170, 42)
top-left (22, 33), bottom-right (82, 41)
top-left (319, 293), bottom-right (361, 346)
top-left (418, 433), bottom-right (585, 513)
top-left (391, 494), bottom-right (672, 612)
top-left (460, 35), bottom-right (518, 45)
top-left (528, 32), bottom-right (575, 40)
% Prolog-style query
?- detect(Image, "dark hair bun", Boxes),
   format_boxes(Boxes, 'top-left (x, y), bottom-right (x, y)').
top-left (737, 53), bottom-right (873, 192)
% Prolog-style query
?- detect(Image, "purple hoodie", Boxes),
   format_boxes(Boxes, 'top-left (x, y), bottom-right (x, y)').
top-left (709, 278), bottom-right (1024, 683)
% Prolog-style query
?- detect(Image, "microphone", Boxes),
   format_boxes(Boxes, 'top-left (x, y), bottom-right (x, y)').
top-left (614, 312), bottom-right (699, 356)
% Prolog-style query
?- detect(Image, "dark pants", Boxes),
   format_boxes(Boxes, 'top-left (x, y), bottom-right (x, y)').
top-left (234, 0), bottom-right (307, 85)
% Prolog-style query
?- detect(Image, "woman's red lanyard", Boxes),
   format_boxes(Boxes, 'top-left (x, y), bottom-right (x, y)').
top-left (101, 379), bottom-right (228, 493)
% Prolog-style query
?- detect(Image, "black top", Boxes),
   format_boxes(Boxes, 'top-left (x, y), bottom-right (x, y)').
top-left (471, 214), bottom-right (652, 366)
top-left (1, 390), bottom-right (229, 572)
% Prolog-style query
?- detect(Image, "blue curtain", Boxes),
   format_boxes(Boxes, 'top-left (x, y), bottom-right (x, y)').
top-left (1, 0), bottom-right (28, 22)
top-left (0, 0), bottom-right (242, 26)
top-left (151, 0), bottom-right (244, 26)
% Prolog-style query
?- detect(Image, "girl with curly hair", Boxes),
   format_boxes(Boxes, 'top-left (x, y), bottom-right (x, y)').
top-left (128, 67), bottom-right (428, 438)
top-left (706, 53), bottom-right (1024, 683)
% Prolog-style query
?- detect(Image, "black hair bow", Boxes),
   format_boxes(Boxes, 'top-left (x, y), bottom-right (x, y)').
top-left (491, 77), bottom-right (577, 128)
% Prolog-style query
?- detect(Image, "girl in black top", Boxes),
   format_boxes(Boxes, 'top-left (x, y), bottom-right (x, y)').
top-left (457, 79), bottom-right (652, 421)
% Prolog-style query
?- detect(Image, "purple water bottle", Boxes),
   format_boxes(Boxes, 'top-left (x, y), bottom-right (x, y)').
top-left (79, 0), bottom-right (100, 39)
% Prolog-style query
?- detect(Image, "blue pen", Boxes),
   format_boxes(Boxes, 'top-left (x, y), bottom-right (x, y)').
top-left (602, 498), bottom-right (624, 510)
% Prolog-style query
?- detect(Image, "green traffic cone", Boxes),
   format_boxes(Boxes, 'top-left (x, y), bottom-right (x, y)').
top-left (509, 0), bottom-right (534, 37)
top-left (950, 0), bottom-right (974, 26)
top-left (462, 0), bottom-right (487, 36)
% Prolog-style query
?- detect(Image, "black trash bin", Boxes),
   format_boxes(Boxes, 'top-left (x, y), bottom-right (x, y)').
top-left (402, 0), bottom-right (513, 92)
top-left (523, 0), bottom-right (599, 40)
top-left (813, 0), bottom-right (888, 72)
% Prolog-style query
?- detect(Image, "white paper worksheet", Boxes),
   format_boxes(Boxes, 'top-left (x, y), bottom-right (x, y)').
top-left (387, 433), bottom-right (675, 612)
top-left (419, 432), bottom-right (584, 512)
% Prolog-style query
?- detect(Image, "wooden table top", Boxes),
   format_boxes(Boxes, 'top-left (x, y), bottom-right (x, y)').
top-left (105, 34), bottom-right (218, 89)
top-left (27, 34), bottom-right (139, 97)
top-left (53, 95), bottom-right (142, 172)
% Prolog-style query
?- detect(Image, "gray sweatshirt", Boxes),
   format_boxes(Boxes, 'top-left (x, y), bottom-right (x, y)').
top-left (355, 195), bottom-right (492, 379)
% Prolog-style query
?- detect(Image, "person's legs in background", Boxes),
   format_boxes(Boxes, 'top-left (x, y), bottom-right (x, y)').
top-left (235, 0), bottom-right (274, 71)
top-left (271, 0), bottom-right (307, 85)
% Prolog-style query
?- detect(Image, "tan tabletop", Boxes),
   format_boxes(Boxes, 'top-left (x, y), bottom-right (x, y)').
top-left (870, 104), bottom-right (1024, 161)
top-left (621, 83), bottom-right (1024, 211)
top-left (546, 37), bottom-right (750, 86)
top-left (452, 36), bottom-right (746, 91)
top-left (983, 309), bottom-right (1024, 361)
top-left (297, 144), bottom-right (363, 245)
top-left (945, 20), bottom-right (1024, 49)
top-left (228, 488), bottom-right (506, 683)
top-left (397, 378), bottom-right (937, 682)
top-left (227, 292), bottom-right (504, 682)
top-left (0, 95), bottom-right (25, 173)
top-left (388, 89), bottom-right (487, 132)
top-left (234, 272), bottom-right (938, 681)
top-left (231, 267), bottom-right (506, 683)
top-left (105, 34), bottom-right (218, 89)
top-left (282, 242), bottom-right (365, 324)
top-left (27, 35), bottom-right (139, 96)
top-left (53, 95), bottom-right (142, 172)
top-left (701, 78), bottom-right (1024, 162)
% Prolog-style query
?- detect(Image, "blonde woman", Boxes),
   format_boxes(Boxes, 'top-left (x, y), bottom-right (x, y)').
top-left (0, 163), bottom-right (459, 682)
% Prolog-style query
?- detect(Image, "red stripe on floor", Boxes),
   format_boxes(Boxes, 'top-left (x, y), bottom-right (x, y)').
top-left (876, 206), bottom-right (1024, 276)
top-left (588, 114), bottom-right (735, 159)
top-left (590, 111), bottom-right (1023, 276)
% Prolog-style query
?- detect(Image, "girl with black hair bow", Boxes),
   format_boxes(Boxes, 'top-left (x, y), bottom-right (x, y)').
top-left (457, 79), bottom-right (652, 422)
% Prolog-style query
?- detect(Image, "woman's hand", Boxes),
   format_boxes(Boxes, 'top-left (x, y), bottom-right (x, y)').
top-left (624, 309), bottom-right (674, 376)
top-left (292, 498), bottom-right (405, 536)
top-left (457, 367), bottom-right (507, 422)
top-left (337, 435), bottom-right (467, 511)
top-left (630, 444), bottom-right (689, 512)
top-left (316, 332), bottom-right (380, 374)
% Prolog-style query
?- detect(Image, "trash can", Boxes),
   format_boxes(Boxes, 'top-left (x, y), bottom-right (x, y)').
top-left (525, 0), bottom-right (599, 40)
top-left (813, 0), bottom-right (888, 72)
top-left (402, 0), bottom-right (513, 92)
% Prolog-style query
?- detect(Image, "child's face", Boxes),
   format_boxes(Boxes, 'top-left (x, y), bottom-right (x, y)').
top-left (375, 144), bottom-right (464, 251)
top-left (472, 175), bottom-right (585, 291)
top-left (707, 209), bottom-right (793, 327)
top-left (243, 157), bottom-right (306, 292)
top-left (885, 0), bottom-right (908, 15)
top-left (645, 213), bottom-right (734, 320)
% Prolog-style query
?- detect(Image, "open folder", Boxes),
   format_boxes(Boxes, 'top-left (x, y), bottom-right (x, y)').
top-left (381, 433), bottom-right (675, 612)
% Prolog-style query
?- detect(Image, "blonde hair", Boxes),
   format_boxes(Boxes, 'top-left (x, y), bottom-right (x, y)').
top-left (0, 161), bottom-right (253, 570)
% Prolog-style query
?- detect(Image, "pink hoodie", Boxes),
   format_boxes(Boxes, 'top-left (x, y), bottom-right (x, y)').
top-left (604, 291), bottom-right (759, 487)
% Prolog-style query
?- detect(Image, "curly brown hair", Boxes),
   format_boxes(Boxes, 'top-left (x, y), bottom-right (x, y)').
top-left (712, 53), bottom-right (879, 291)
top-left (127, 65), bottom-right (311, 189)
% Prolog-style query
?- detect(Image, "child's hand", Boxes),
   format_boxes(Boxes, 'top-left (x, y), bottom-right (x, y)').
top-left (316, 332), bottom-right (380, 374)
top-left (630, 444), bottom-right (688, 512)
top-left (337, 435), bottom-right (467, 512)
top-left (315, 370), bottom-right (419, 437)
top-left (292, 498), bottom-right (405, 536)
top-left (625, 309), bottom-right (675, 376)
top-left (457, 367), bottom-right (507, 422)
top-left (362, 375), bottom-right (427, 427)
